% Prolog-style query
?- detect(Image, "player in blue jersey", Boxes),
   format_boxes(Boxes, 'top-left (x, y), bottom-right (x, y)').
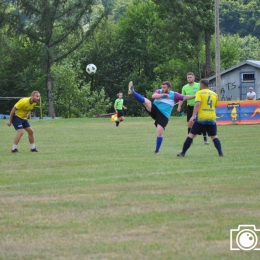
top-left (128, 81), bottom-right (195, 153)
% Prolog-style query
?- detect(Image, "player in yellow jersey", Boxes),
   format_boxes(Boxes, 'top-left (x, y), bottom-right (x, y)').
top-left (177, 79), bottom-right (224, 157)
top-left (177, 72), bottom-right (209, 144)
top-left (7, 91), bottom-right (41, 153)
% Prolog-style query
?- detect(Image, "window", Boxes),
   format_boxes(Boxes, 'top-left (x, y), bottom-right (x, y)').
top-left (241, 73), bottom-right (255, 82)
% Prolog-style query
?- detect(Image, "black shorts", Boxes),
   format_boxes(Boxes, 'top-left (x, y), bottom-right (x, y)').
top-left (190, 121), bottom-right (217, 136)
top-left (117, 110), bottom-right (124, 118)
top-left (186, 105), bottom-right (194, 122)
top-left (12, 116), bottom-right (30, 130)
top-left (146, 104), bottom-right (168, 129)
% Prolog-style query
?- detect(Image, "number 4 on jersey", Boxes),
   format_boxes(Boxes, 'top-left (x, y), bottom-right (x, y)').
top-left (207, 96), bottom-right (212, 108)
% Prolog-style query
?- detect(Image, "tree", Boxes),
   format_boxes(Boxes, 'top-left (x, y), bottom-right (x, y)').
top-left (52, 57), bottom-right (111, 118)
top-left (151, 0), bottom-right (215, 78)
top-left (220, 0), bottom-right (260, 39)
top-left (10, 0), bottom-right (108, 117)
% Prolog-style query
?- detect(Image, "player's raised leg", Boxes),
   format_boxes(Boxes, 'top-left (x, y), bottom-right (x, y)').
top-left (128, 81), bottom-right (152, 112)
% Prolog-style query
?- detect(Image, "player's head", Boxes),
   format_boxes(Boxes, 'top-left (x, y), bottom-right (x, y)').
top-left (161, 81), bottom-right (171, 93)
top-left (117, 93), bottom-right (123, 98)
top-left (199, 79), bottom-right (209, 89)
top-left (31, 91), bottom-right (40, 103)
top-left (187, 72), bottom-right (195, 84)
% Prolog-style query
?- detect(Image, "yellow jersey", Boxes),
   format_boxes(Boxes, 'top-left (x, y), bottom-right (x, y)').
top-left (14, 97), bottom-right (37, 119)
top-left (195, 89), bottom-right (218, 124)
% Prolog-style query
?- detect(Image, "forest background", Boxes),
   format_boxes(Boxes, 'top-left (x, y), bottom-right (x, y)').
top-left (1, 0), bottom-right (260, 118)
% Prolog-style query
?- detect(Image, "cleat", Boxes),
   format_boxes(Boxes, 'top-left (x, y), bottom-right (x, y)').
top-left (128, 81), bottom-right (134, 94)
top-left (219, 153), bottom-right (224, 156)
top-left (154, 150), bottom-right (160, 154)
top-left (177, 152), bottom-right (185, 157)
top-left (11, 149), bottom-right (19, 153)
top-left (204, 140), bottom-right (209, 145)
top-left (30, 148), bottom-right (39, 152)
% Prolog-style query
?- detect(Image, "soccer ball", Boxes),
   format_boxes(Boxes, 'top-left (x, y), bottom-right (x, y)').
top-left (86, 64), bottom-right (97, 74)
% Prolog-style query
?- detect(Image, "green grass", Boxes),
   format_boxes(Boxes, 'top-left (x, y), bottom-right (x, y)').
top-left (0, 117), bottom-right (260, 260)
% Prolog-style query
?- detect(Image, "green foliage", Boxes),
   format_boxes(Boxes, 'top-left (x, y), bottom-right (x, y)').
top-left (220, 0), bottom-right (260, 39)
top-left (52, 59), bottom-right (111, 118)
top-left (112, 0), bottom-right (131, 21)
top-left (8, 0), bottom-right (108, 117)
top-left (0, 26), bottom-right (45, 113)
top-left (2, 0), bottom-right (260, 118)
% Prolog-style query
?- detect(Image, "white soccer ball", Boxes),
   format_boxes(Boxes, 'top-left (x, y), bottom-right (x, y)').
top-left (86, 64), bottom-right (97, 75)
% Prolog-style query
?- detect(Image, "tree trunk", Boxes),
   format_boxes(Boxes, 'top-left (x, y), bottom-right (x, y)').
top-left (46, 56), bottom-right (55, 118)
top-left (205, 33), bottom-right (212, 78)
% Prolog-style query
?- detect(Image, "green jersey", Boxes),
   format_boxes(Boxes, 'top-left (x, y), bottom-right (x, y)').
top-left (114, 98), bottom-right (124, 110)
top-left (181, 82), bottom-right (200, 106)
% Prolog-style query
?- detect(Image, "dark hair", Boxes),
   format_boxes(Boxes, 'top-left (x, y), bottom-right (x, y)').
top-left (187, 72), bottom-right (195, 76)
top-left (200, 78), bottom-right (209, 87)
top-left (162, 81), bottom-right (172, 88)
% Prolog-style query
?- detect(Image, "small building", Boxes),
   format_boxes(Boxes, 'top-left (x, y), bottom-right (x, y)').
top-left (208, 60), bottom-right (260, 101)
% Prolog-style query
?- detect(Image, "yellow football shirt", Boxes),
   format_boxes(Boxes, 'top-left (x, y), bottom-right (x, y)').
top-left (195, 89), bottom-right (218, 124)
top-left (14, 97), bottom-right (37, 119)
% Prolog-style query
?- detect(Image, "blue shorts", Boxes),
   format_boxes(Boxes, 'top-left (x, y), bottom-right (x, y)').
top-left (12, 116), bottom-right (30, 130)
top-left (190, 121), bottom-right (217, 136)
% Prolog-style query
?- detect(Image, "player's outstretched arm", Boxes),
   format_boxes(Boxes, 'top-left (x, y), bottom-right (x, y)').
top-left (183, 95), bottom-right (195, 100)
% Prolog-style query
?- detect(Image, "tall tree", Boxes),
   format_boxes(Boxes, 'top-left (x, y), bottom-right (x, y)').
top-left (220, 0), bottom-right (260, 39)
top-left (151, 0), bottom-right (215, 78)
top-left (11, 0), bottom-right (108, 117)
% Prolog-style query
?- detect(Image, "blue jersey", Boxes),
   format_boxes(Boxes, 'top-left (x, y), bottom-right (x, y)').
top-left (153, 89), bottom-right (184, 118)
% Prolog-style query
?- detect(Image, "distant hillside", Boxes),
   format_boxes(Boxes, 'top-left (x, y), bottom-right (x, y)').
top-left (219, 0), bottom-right (260, 38)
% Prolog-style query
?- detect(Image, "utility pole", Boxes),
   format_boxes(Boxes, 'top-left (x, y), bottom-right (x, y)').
top-left (215, 0), bottom-right (221, 96)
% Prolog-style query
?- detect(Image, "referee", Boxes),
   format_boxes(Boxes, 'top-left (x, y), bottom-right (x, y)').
top-left (177, 72), bottom-right (209, 144)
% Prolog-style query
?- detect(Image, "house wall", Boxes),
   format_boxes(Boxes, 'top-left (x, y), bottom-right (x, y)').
top-left (209, 65), bottom-right (260, 100)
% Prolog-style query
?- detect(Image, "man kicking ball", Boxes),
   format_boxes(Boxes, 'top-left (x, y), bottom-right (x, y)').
top-left (129, 81), bottom-right (195, 153)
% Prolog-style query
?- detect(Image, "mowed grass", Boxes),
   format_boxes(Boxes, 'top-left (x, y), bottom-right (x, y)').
top-left (0, 117), bottom-right (260, 260)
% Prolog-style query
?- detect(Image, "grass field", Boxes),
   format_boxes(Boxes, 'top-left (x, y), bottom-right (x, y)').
top-left (0, 117), bottom-right (260, 260)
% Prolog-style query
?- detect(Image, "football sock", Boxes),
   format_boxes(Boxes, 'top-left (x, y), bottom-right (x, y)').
top-left (182, 136), bottom-right (193, 154)
top-left (116, 121), bottom-right (119, 126)
top-left (12, 144), bottom-right (18, 150)
top-left (188, 128), bottom-right (191, 134)
top-left (202, 129), bottom-right (207, 140)
top-left (30, 143), bottom-right (36, 149)
top-left (155, 136), bottom-right (163, 152)
top-left (213, 138), bottom-right (223, 155)
top-left (133, 91), bottom-right (145, 103)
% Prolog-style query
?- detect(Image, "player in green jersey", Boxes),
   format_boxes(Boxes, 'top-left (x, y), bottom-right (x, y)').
top-left (177, 72), bottom-right (209, 144)
top-left (114, 93), bottom-right (127, 127)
